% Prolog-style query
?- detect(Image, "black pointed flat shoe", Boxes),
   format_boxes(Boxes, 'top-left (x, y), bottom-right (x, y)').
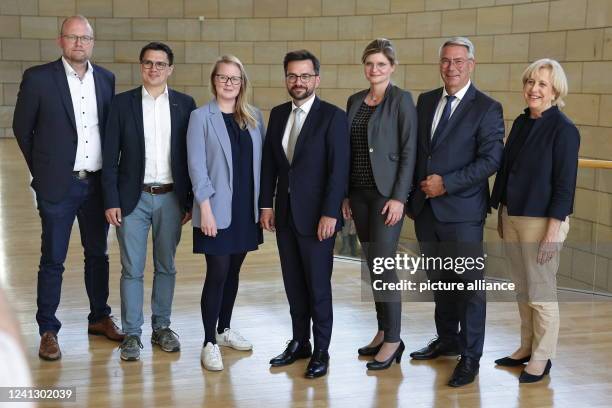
top-left (494, 355), bottom-right (531, 367)
top-left (519, 360), bottom-right (552, 383)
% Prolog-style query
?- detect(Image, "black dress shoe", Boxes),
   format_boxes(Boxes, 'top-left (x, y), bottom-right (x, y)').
top-left (358, 342), bottom-right (383, 356)
top-left (305, 349), bottom-right (329, 378)
top-left (366, 340), bottom-right (405, 370)
top-left (448, 356), bottom-right (479, 387)
top-left (410, 337), bottom-right (460, 360)
top-left (519, 360), bottom-right (551, 383)
top-left (495, 355), bottom-right (531, 367)
top-left (270, 340), bottom-right (312, 367)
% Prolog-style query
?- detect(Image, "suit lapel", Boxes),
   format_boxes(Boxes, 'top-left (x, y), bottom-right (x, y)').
top-left (276, 102), bottom-right (292, 167)
top-left (208, 100), bottom-right (233, 182)
top-left (422, 89), bottom-right (442, 154)
top-left (292, 96), bottom-right (320, 164)
top-left (92, 66), bottom-right (106, 139)
top-left (347, 91), bottom-right (367, 127)
top-left (431, 84), bottom-right (476, 151)
top-left (131, 87), bottom-right (146, 166)
top-left (168, 89), bottom-right (180, 165)
top-left (52, 59), bottom-right (77, 136)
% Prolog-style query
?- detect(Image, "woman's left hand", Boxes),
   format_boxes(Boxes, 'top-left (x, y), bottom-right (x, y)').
top-left (381, 199), bottom-right (404, 226)
top-left (537, 218), bottom-right (563, 264)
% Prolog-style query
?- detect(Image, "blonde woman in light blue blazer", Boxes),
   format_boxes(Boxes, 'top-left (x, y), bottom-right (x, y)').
top-left (186, 55), bottom-right (265, 371)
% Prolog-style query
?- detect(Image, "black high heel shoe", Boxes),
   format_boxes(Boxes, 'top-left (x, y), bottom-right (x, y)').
top-left (519, 360), bottom-right (552, 383)
top-left (358, 342), bottom-right (383, 356)
top-left (366, 341), bottom-right (405, 370)
top-left (495, 355), bottom-right (531, 367)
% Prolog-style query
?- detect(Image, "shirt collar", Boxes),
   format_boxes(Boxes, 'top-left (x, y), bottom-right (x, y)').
top-left (142, 85), bottom-right (169, 100)
top-left (292, 93), bottom-right (316, 115)
top-left (442, 79), bottom-right (471, 101)
top-left (62, 56), bottom-right (93, 78)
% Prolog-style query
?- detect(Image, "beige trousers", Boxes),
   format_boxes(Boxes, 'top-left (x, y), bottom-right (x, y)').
top-left (501, 206), bottom-right (570, 360)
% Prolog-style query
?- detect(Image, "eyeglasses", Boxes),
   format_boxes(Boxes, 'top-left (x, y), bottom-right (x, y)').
top-left (141, 60), bottom-right (170, 70)
top-left (61, 34), bottom-right (94, 45)
top-left (439, 58), bottom-right (471, 69)
top-left (286, 73), bottom-right (317, 83)
top-left (215, 74), bottom-right (242, 86)
top-left (365, 62), bottom-right (390, 70)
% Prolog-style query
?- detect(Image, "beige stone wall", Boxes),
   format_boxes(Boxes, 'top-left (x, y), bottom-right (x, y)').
top-left (1, 0), bottom-right (611, 291)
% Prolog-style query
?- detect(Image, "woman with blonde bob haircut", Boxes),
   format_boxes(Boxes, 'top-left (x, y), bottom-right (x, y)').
top-left (343, 38), bottom-right (417, 370)
top-left (491, 58), bottom-right (580, 383)
top-left (187, 55), bottom-right (266, 371)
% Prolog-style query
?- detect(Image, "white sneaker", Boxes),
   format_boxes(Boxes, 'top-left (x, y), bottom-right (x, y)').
top-left (216, 328), bottom-right (253, 351)
top-left (201, 343), bottom-right (224, 371)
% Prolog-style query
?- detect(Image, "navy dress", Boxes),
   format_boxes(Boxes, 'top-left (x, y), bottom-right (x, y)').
top-left (193, 112), bottom-right (263, 255)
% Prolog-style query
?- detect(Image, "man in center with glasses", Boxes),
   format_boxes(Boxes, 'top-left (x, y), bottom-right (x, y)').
top-left (260, 50), bottom-right (350, 378)
top-left (102, 42), bottom-right (196, 361)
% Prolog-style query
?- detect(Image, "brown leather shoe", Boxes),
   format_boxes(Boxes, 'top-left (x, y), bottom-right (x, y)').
top-left (88, 316), bottom-right (125, 342)
top-left (39, 331), bottom-right (61, 361)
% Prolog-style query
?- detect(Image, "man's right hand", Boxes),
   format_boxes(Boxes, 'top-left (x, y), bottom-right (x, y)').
top-left (260, 208), bottom-right (275, 232)
top-left (105, 208), bottom-right (122, 227)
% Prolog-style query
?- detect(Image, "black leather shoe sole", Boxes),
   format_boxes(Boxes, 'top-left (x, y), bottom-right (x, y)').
top-left (495, 355), bottom-right (531, 367)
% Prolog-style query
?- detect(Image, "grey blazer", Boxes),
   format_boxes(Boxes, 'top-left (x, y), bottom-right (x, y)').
top-left (346, 84), bottom-right (417, 202)
top-left (187, 99), bottom-right (265, 229)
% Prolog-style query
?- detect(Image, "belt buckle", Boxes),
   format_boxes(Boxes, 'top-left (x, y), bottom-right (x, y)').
top-left (77, 170), bottom-right (88, 180)
top-left (150, 185), bottom-right (161, 195)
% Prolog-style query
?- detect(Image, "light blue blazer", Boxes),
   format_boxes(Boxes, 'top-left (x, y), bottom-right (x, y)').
top-left (187, 99), bottom-right (265, 229)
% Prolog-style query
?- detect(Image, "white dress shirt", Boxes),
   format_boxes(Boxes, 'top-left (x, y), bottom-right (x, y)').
top-left (430, 79), bottom-right (471, 138)
top-left (282, 93), bottom-right (316, 156)
top-left (142, 85), bottom-right (173, 185)
top-left (62, 57), bottom-right (102, 172)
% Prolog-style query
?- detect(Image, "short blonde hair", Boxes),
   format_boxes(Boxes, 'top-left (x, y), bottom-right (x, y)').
top-left (210, 55), bottom-right (257, 129)
top-left (521, 58), bottom-right (568, 108)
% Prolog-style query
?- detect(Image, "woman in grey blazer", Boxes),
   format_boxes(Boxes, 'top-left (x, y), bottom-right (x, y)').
top-left (187, 55), bottom-right (265, 371)
top-left (343, 39), bottom-right (417, 370)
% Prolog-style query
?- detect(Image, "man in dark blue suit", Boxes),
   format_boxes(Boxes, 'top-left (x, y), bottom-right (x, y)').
top-left (13, 15), bottom-right (123, 361)
top-left (408, 37), bottom-right (504, 387)
top-left (260, 50), bottom-right (350, 378)
top-left (102, 42), bottom-right (196, 362)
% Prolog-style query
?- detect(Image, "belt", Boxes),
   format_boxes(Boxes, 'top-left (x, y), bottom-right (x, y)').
top-left (73, 170), bottom-right (96, 180)
top-left (142, 184), bottom-right (174, 195)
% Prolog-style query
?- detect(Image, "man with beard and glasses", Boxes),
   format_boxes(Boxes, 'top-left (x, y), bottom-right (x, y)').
top-left (260, 50), bottom-right (350, 379)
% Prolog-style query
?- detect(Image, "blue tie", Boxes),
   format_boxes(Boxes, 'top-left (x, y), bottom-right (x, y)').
top-left (431, 95), bottom-right (456, 146)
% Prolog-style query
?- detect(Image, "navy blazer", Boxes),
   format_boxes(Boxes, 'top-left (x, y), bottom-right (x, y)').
top-left (259, 97), bottom-right (350, 236)
top-left (490, 106), bottom-right (580, 221)
top-left (102, 86), bottom-right (196, 217)
top-left (13, 58), bottom-right (115, 203)
top-left (409, 84), bottom-right (505, 223)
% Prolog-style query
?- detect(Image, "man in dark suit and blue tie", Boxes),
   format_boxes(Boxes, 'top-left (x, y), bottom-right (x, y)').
top-left (408, 37), bottom-right (504, 387)
top-left (260, 50), bottom-right (350, 378)
top-left (102, 42), bottom-right (196, 362)
top-left (13, 15), bottom-right (124, 361)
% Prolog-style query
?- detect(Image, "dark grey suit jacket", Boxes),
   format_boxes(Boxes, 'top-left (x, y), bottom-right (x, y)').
top-left (346, 84), bottom-right (417, 202)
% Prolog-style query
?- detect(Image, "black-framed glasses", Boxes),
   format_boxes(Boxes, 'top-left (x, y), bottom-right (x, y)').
top-left (286, 73), bottom-right (317, 83)
top-left (61, 34), bottom-right (94, 45)
top-left (141, 60), bottom-right (170, 70)
top-left (215, 74), bottom-right (242, 85)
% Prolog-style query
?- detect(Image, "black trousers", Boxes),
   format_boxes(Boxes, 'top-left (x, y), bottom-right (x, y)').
top-left (414, 201), bottom-right (486, 359)
top-left (201, 253), bottom-right (247, 345)
top-left (349, 188), bottom-right (403, 343)
top-left (275, 206), bottom-right (336, 351)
